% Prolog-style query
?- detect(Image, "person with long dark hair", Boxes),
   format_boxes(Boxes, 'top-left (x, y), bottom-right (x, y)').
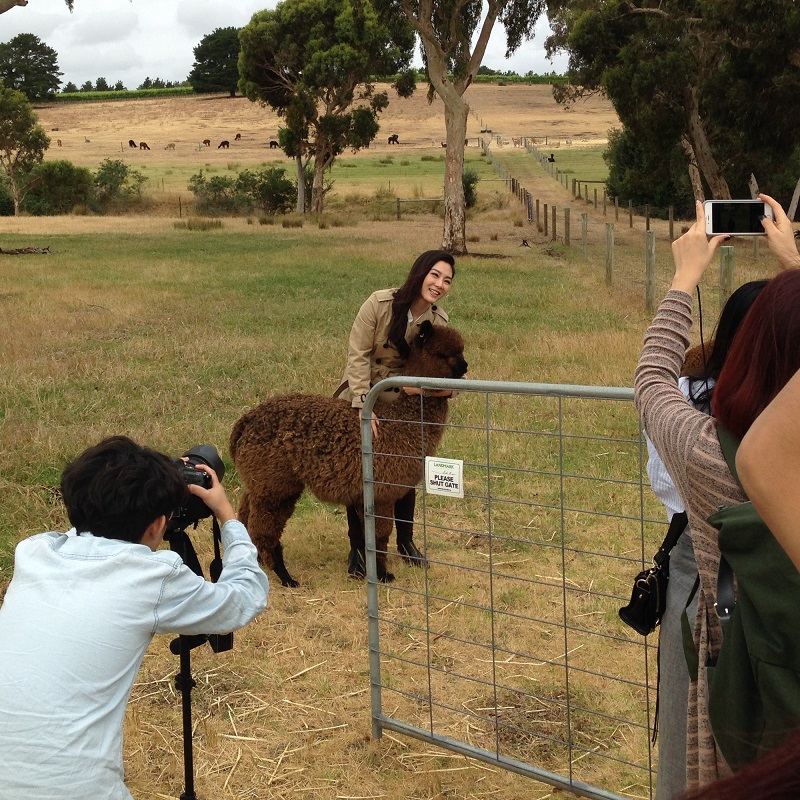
top-left (334, 249), bottom-right (456, 577)
top-left (635, 193), bottom-right (800, 790)
top-left (645, 279), bottom-right (767, 799)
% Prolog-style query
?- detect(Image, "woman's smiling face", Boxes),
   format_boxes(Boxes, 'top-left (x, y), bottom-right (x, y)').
top-left (419, 261), bottom-right (454, 305)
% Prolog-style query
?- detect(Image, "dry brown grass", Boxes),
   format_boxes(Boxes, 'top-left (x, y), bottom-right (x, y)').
top-left (2, 86), bottom-right (758, 800)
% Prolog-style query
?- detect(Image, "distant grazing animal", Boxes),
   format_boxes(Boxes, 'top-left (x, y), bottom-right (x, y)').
top-left (387, 133), bottom-right (399, 145)
top-left (56, 139), bottom-right (62, 147)
top-left (548, 153), bottom-right (556, 163)
top-left (230, 322), bottom-right (468, 588)
top-left (234, 133), bottom-right (242, 141)
top-left (441, 141), bottom-right (447, 148)
top-left (202, 139), bottom-right (211, 147)
top-left (512, 137), bottom-right (522, 147)
top-left (218, 140), bottom-right (230, 149)
top-left (165, 142), bottom-right (176, 150)
top-left (128, 139), bottom-right (137, 148)
top-left (269, 140), bottom-right (279, 149)
top-left (139, 142), bottom-right (150, 150)
top-left (84, 137), bottom-right (91, 143)
top-left (51, 127), bottom-right (59, 132)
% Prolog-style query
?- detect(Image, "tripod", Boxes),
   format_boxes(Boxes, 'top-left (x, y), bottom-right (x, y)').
top-left (164, 521), bottom-right (231, 800)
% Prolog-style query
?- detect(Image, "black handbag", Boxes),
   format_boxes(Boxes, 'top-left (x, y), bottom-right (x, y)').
top-left (619, 511), bottom-right (688, 636)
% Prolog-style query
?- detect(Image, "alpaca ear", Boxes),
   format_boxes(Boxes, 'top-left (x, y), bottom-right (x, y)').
top-left (418, 320), bottom-right (435, 342)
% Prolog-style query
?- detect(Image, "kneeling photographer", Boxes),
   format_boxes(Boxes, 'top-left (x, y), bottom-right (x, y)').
top-left (0, 435), bottom-right (269, 800)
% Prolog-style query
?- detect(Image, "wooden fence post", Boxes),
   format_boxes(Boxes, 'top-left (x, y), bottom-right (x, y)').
top-left (543, 203), bottom-right (549, 237)
top-left (605, 223), bottom-right (614, 286)
top-left (536, 199), bottom-right (541, 232)
top-left (551, 206), bottom-right (557, 241)
top-left (581, 212), bottom-right (589, 260)
top-left (396, 198), bottom-right (401, 220)
top-left (564, 208), bottom-right (571, 247)
top-left (646, 230), bottom-right (656, 312)
top-left (720, 246), bottom-right (735, 305)
top-left (645, 205), bottom-right (650, 231)
top-left (629, 200), bottom-right (634, 228)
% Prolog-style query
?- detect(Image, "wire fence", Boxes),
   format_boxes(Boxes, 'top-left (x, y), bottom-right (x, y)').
top-left (361, 376), bottom-right (669, 799)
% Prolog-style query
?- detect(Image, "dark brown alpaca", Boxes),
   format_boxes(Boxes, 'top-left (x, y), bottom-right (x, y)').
top-left (230, 322), bottom-right (468, 587)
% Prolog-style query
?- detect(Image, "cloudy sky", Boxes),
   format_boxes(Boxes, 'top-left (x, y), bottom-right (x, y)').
top-left (1, 0), bottom-right (568, 90)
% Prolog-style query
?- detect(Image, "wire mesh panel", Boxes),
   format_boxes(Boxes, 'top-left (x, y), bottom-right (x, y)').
top-left (362, 378), bottom-right (667, 800)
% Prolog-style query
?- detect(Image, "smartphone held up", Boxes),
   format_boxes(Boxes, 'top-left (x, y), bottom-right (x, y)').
top-left (704, 200), bottom-right (773, 236)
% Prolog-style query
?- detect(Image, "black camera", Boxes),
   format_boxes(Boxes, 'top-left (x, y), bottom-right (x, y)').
top-left (169, 445), bottom-right (225, 531)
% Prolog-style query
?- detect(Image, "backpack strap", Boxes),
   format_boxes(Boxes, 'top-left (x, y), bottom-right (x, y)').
top-left (716, 424), bottom-right (744, 489)
top-left (713, 424), bottom-right (742, 636)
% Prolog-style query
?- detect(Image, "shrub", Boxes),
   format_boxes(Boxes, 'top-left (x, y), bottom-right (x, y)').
top-left (281, 214), bottom-right (304, 228)
top-left (22, 160), bottom-right (94, 215)
top-left (94, 159), bottom-right (146, 207)
top-left (462, 168), bottom-right (479, 209)
top-left (187, 171), bottom-right (241, 214)
top-left (173, 218), bottom-right (224, 231)
top-left (237, 166), bottom-right (295, 216)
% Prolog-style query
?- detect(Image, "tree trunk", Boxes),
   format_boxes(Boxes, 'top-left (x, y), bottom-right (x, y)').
top-left (295, 154), bottom-right (305, 214)
top-left (441, 98), bottom-right (469, 255)
top-left (681, 137), bottom-right (705, 202)
top-left (311, 150), bottom-right (326, 214)
top-left (423, 41), bottom-right (469, 255)
top-left (684, 86), bottom-right (730, 199)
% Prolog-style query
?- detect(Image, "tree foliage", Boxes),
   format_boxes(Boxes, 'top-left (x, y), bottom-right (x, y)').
top-left (0, 33), bottom-right (62, 101)
top-left (94, 159), bottom-right (146, 206)
top-left (0, 85), bottom-right (49, 215)
top-left (0, 0), bottom-right (73, 12)
top-left (547, 0), bottom-right (800, 208)
top-left (188, 166), bottom-right (298, 215)
top-left (22, 160), bottom-right (93, 215)
top-left (373, 0), bottom-right (545, 253)
top-left (188, 27), bottom-right (242, 97)
top-left (239, 0), bottom-right (416, 214)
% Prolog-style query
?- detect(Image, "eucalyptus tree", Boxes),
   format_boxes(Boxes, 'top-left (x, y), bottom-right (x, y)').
top-left (375, 0), bottom-right (546, 253)
top-left (239, 0), bottom-right (416, 214)
top-left (0, 85), bottom-right (50, 215)
top-left (547, 0), bottom-right (800, 206)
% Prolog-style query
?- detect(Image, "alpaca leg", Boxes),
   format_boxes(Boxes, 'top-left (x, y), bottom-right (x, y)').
top-left (374, 504), bottom-right (395, 583)
top-left (246, 491), bottom-right (301, 588)
top-left (395, 488), bottom-right (426, 567)
top-left (346, 503), bottom-right (366, 578)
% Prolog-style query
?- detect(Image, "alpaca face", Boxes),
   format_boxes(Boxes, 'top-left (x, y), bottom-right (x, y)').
top-left (410, 325), bottom-right (468, 379)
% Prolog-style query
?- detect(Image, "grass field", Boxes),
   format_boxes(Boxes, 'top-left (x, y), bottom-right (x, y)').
top-left (0, 88), bottom-right (785, 799)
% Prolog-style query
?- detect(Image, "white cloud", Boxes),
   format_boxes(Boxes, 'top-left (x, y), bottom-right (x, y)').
top-left (1, 0), bottom-right (566, 89)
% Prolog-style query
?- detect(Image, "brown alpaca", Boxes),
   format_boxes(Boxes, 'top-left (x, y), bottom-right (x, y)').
top-left (230, 322), bottom-right (468, 587)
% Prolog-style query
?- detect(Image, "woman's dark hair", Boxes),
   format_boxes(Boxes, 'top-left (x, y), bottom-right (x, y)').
top-left (388, 249), bottom-right (455, 358)
top-left (685, 280), bottom-right (768, 409)
top-left (60, 435), bottom-right (189, 543)
top-left (682, 728), bottom-right (800, 800)
top-left (714, 270), bottom-right (800, 439)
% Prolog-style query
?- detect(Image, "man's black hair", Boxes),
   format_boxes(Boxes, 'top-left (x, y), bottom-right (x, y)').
top-left (60, 435), bottom-right (189, 543)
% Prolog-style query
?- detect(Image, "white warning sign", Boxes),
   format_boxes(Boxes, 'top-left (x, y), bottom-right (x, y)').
top-left (425, 457), bottom-right (464, 498)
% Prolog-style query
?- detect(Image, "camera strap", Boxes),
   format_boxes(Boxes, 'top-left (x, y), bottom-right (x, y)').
top-left (209, 516), bottom-right (223, 583)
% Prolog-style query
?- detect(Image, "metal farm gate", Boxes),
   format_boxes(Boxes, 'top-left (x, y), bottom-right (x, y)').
top-left (361, 378), bottom-right (665, 800)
